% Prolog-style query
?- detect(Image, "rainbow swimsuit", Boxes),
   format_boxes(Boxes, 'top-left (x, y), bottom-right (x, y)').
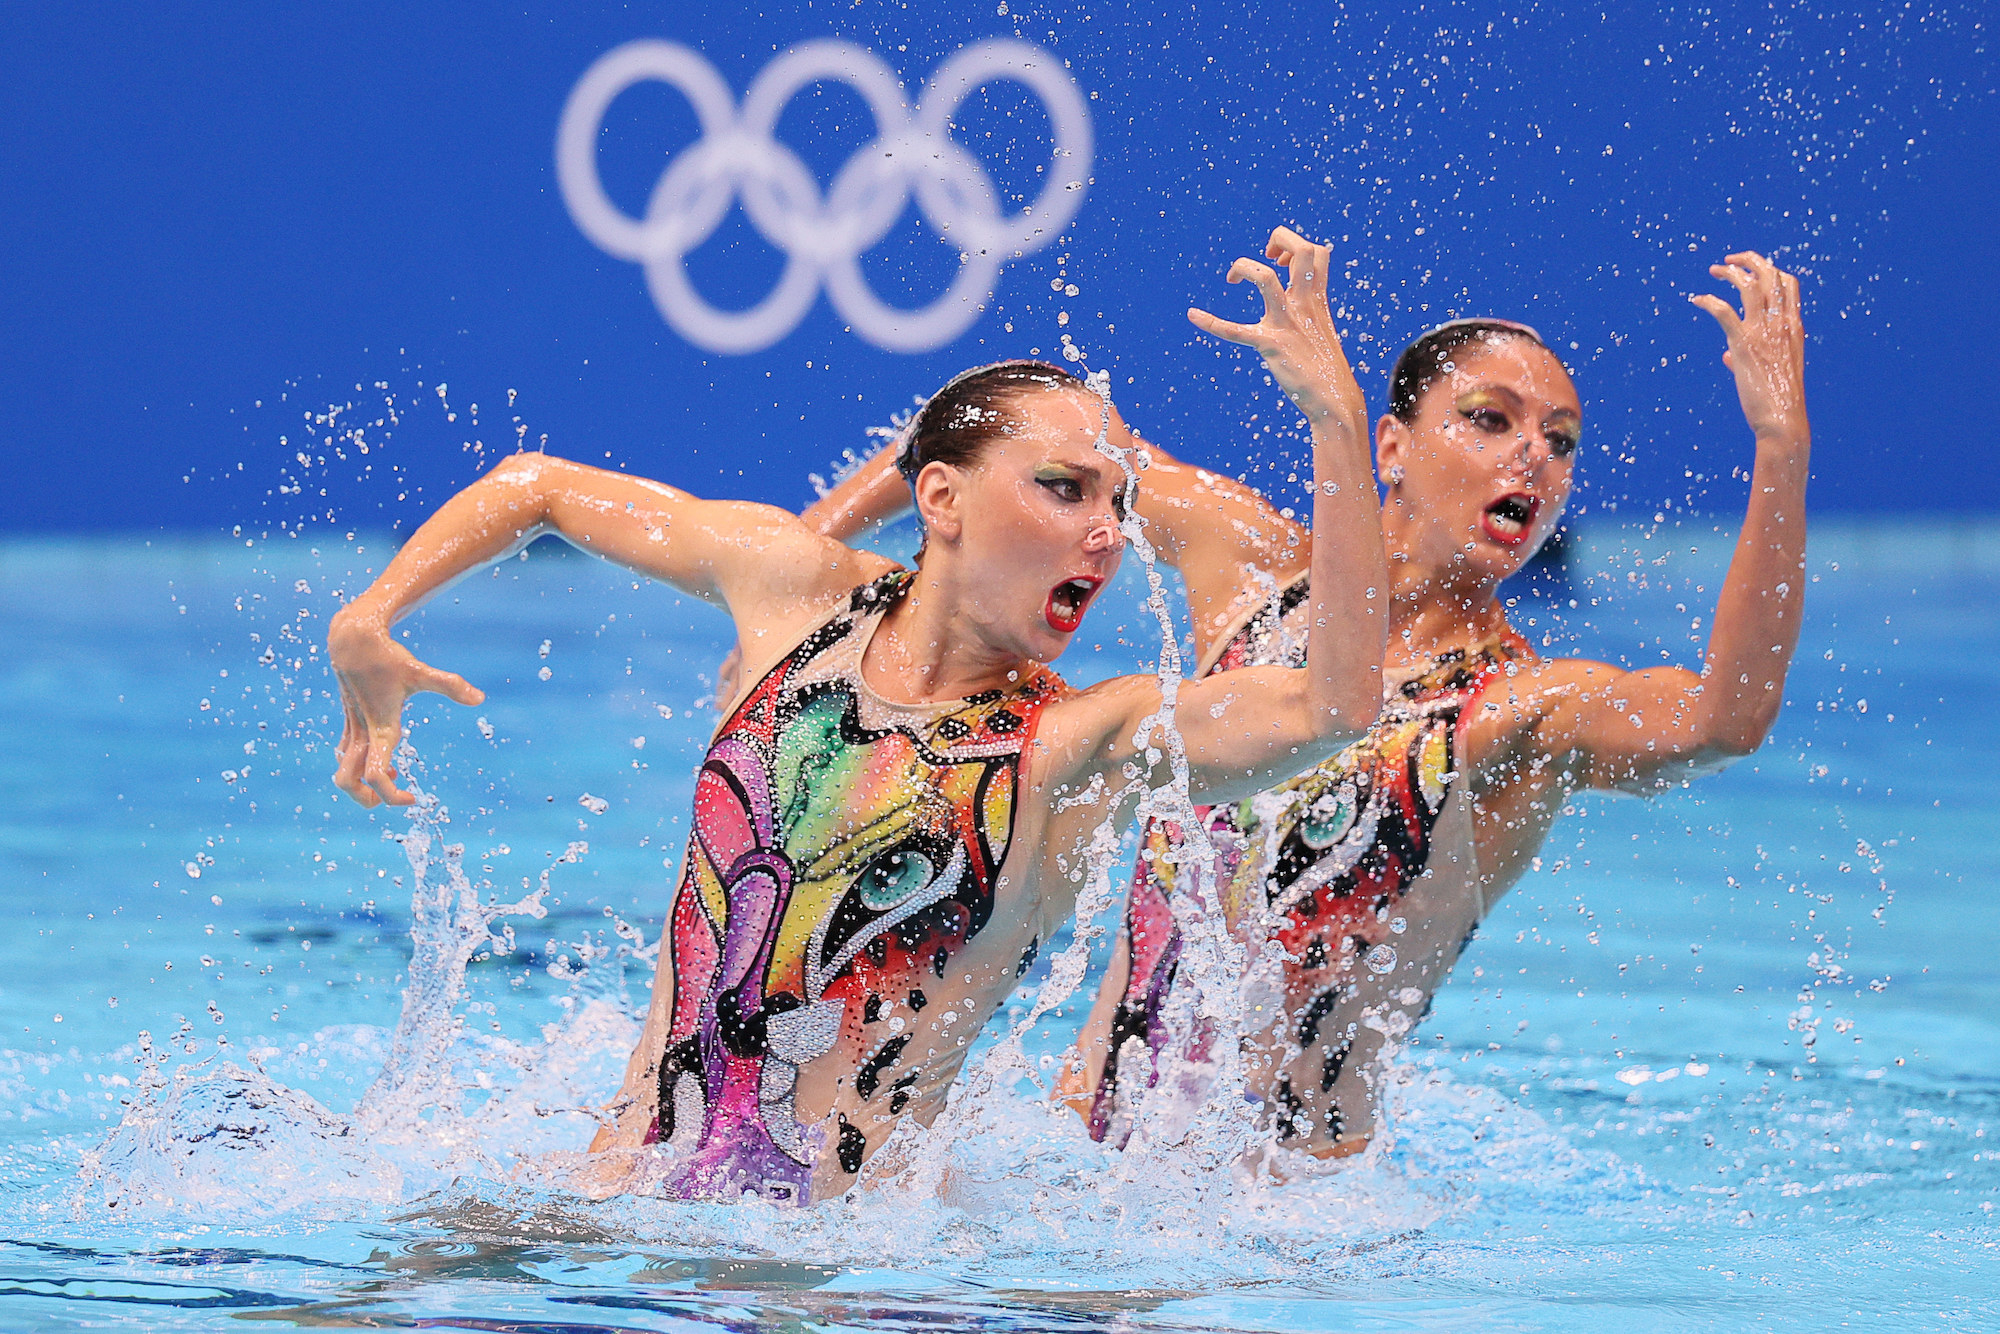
top-left (1090, 574), bottom-right (1529, 1146)
top-left (652, 571), bottom-right (1062, 1202)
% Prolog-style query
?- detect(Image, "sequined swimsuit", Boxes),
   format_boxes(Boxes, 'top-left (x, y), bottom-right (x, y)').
top-left (652, 571), bottom-right (1063, 1202)
top-left (1089, 573), bottom-right (1530, 1146)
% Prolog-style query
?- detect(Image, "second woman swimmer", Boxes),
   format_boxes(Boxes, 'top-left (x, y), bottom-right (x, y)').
top-left (327, 228), bottom-right (1387, 1204)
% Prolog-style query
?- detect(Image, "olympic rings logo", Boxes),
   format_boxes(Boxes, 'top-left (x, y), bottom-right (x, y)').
top-left (556, 39), bottom-right (1093, 354)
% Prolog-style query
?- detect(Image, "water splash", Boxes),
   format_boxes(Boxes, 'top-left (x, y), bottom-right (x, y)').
top-left (73, 1059), bottom-right (401, 1218)
top-left (69, 759), bottom-right (610, 1217)
top-left (352, 757), bottom-right (555, 1145)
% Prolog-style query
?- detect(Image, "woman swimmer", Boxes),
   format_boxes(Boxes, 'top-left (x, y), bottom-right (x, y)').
top-left (326, 227), bottom-right (1388, 1204)
top-left (809, 251), bottom-right (1811, 1160)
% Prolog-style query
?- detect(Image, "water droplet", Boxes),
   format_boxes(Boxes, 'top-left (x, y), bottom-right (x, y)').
top-left (1389, 916), bottom-right (1408, 935)
top-left (1365, 943), bottom-right (1397, 975)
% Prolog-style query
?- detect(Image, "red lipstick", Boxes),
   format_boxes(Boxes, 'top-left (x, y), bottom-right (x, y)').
top-left (1480, 493), bottom-right (1541, 547)
top-left (1044, 576), bottom-right (1102, 634)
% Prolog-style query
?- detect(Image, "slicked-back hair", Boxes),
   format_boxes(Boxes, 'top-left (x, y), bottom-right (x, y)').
top-left (895, 360), bottom-right (1089, 482)
top-left (1388, 319), bottom-right (1563, 424)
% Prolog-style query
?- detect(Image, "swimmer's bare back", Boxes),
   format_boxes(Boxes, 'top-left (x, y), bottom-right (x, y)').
top-left (327, 228), bottom-right (1392, 1202)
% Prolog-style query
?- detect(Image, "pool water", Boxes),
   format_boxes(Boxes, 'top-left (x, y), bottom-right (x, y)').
top-left (1, 517), bottom-right (1995, 1331)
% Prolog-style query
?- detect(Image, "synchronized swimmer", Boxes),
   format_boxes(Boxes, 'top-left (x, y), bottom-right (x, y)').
top-left (328, 228), bottom-right (1808, 1201)
top-left (811, 247), bottom-right (1809, 1161)
top-left (330, 228), bottom-right (1389, 1203)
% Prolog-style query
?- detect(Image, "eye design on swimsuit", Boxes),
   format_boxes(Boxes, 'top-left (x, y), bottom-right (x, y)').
top-left (807, 840), bottom-right (969, 1002)
top-left (657, 572), bottom-right (1063, 1203)
top-left (861, 848), bottom-right (936, 907)
top-left (1298, 783), bottom-right (1360, 851)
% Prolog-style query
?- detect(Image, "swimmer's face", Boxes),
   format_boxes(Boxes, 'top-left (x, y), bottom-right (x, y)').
top-left (1377, 337), bottom-right (1580, 584)
top-left (913, 388), bottom-right (1131, 662)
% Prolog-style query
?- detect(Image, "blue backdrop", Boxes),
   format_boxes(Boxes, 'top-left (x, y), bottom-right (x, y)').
top-left (2, 0), bottom-right (1992, 535)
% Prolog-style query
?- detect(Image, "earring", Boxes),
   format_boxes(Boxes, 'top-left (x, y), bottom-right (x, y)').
top-left (1386, 465), bottom-right (1406, 486)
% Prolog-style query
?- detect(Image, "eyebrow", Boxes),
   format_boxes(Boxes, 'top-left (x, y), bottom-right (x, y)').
top-left (1457, 385), bottom-right (1580, 422)
top-left (1036, 459), bottom-right (1109, 486)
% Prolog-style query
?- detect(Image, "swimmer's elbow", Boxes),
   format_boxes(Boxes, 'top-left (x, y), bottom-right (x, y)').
top-left (478, 451), bottom-right (569, 523)
top-left (1698, 710), bottom-right (1776, 765)
top-left (485, 450), bottom-right (550, 486)
top-left (1708, 730), bottom-right (1768, 764)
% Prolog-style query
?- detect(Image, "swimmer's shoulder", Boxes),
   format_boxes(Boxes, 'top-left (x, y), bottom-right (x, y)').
top-left (730, 507), bottom-right (903, 602)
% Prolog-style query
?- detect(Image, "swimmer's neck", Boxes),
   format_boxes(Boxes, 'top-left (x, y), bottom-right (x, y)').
top-left (1386, 550), bottom-right (1511, 665)
top-left (864, 565), bottom-right (1037, 704)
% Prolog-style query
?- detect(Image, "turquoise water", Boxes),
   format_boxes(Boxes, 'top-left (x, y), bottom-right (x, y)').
top-left (1, 519), bottom-right (1995, 1331)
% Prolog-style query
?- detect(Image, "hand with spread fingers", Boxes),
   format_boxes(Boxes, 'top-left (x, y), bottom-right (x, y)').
top-left (329, 614), bottom-right (484, 808)
top-left (1188, 226), bottom-right (1368, 439)
top-left (1690, 250), bottom-right (1808, 448)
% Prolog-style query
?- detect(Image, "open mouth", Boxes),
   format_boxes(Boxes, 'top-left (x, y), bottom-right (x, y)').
top-left (1044, 576), bottom-right (1102, 634)
top-left (1480, 493), bottom-right (1541, 547)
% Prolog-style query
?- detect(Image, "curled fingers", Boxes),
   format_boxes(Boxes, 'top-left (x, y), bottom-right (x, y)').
top-left (362, 722), bottom-right (412, 807)
top-left (1689, 292), bottom-right (1743, 340)
top-left (1227, 255), bottom-right (1289, 318)
top-left (1267, 227), bottom-right (1330, 305)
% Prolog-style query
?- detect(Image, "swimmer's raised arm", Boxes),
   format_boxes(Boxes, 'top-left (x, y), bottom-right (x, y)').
top-left (1051, 228), bottom-right (1387, 804)
top-left (1495, 252), bottom-right (1811, 794)
top-left (799, 448), bottom-right (910, 543)
top-left (328, 453), bottom-right (889, 806)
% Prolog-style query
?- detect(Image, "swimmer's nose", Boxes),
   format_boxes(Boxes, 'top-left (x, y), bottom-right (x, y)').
top-left (1083, 516), bottom-right (1125, 555)
top-left (1498, 433), bottom-right (1546, 484)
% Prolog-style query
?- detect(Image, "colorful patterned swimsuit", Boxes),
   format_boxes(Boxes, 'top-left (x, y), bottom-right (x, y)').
top-left (652, 571), bottom-right (1062, 1202)
top-left (1089, 573), bottom-right (1530, 1146)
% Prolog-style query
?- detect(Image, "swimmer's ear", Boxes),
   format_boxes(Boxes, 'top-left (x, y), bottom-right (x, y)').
top-left (1375, 413), bottom-right (1409, 493)
top-left (911, 461), bottom-right (966, 547)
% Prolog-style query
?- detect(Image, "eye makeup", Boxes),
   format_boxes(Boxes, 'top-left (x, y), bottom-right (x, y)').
top-left (1033, 465), bottom-right (1087, 503)
top-left (1455, 390), bottom-right (1510, 429)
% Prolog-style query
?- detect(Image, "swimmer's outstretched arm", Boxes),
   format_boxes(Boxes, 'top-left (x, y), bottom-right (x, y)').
top-left (1050, 228), bottom-right (1388, 803)
top-left (327, 454), bottom-right (887, 806)
top-left (1494, 253), bottom-right (1812, 794)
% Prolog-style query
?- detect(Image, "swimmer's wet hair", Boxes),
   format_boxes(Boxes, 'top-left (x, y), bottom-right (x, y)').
top-left (895, 360), bottom-right (1088, 482)
top-left (1388, 318), bottom-right (1563, 423)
